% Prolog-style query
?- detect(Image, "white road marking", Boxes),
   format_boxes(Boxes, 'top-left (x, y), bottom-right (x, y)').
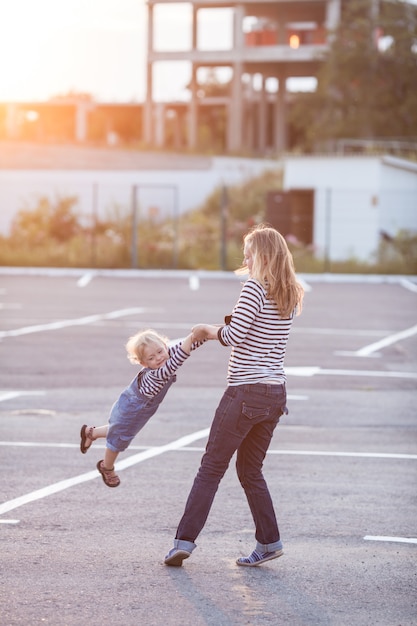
top-left (0, 391), bottom-right (46, 402)
top-left (0, 303), bottom-right (22, 310)
top-left (286, 366), bottom-right (321, 377)
top-left (0, 428), bottom-right (210, 517)
top-left (400, 278), bottom-right (417, 293)
top-left (0, 519), bottom-right (19, 524)
top-left (286, 366), bottom-right (417, 379)
top-left (0, 307), bottom-right (146, 339)
top-left (267, 450), bottom-right (417, 460)
top-left (77, 272), bottom-right (96, 288)
top-left (298, 277), bottom-right (312, 292)
top-left (1, 441), bottom-right (415, 461)
top-left (354, 324), bottom-right (417, 357)
top-left (364, 535), bottom-right (417, 545)
top-left (299, 327), bottom-right (390, 337)
top-left (189, 275), bottom-right (200, 290)
top-left (334, 351), bottom-right (381, 358)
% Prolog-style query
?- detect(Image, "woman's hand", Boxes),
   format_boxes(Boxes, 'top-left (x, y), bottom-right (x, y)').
top-left (192, 324), bottom-right (218, 341)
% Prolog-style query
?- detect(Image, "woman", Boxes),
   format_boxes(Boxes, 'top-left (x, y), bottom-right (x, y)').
top-left (164, 224), bottom-right (304, 567)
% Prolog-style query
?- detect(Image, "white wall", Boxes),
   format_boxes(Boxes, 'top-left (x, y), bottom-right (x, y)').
top-left (378, 157), bottom-right (417, 237)
top-left (283, 155), bottom-right (417, 262)
top-left (0, 156), bottom-right (279, 235)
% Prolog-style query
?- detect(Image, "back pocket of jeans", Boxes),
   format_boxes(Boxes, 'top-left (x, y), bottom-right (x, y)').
top-left (242, 402), bottom-right (270, 420)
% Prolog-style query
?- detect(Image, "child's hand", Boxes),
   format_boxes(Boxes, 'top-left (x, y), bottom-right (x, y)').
top-left (192, 324), bottom-right (209, 342)
top-left (192, 324), bottom-right (218, 341)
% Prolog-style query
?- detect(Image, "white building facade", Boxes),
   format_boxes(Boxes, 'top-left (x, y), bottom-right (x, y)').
top-left (282, 155), bottom-right (417, 262)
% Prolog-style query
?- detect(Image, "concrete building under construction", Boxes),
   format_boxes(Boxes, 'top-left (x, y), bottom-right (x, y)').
top-left (144, 0), bottom-right (342, 154)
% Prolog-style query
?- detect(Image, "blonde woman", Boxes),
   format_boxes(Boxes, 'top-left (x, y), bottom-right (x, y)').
top-left (80, 329), bottom-right (203, 487)
top-left (165, 224), bottom-right (304, 567)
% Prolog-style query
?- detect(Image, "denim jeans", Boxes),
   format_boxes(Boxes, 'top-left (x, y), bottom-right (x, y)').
top-left (175, 383), bottom-right (287, 550)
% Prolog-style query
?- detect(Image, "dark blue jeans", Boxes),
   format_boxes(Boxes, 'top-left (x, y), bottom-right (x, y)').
top-left (175, 383), bottom-right (287, 550)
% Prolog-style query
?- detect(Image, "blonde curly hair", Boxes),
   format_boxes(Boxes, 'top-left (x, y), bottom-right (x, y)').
top-left (125, 329), bottom-right (169, 365)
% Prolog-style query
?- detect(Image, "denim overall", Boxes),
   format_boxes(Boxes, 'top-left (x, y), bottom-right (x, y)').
top-left (106, 372), bottom-right (176, 453)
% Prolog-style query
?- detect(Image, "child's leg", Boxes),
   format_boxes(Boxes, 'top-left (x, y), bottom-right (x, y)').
top-left (97, 448), bottom-right (120, 488)
top-left (91, 425), bottom-right (108, 439)
top-left (103, 448), bottom-right (118, 470)
top-left (80, 424), bottom-right (108, 454)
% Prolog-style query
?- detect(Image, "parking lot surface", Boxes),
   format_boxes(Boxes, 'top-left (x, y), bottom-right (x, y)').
top-left (0, 269), bottom-right (416, 626)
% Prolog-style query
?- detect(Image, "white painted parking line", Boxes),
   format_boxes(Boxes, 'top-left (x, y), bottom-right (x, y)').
top-left (354, 323), bottom-right (417, 357)
top-left (0, 307), bottom-right (146, 339)
top-left (298, 277), bottom-right (312, 292)
top-left (0, 303), bottom-right (22, 310)
top-left (1, 441), bottom-right (415, 461)
top-left (189, 275), bottom-right (200, 290)
top-left (267, 450), bottom-right (417, 460)
top-left (400, 278), bottom-right (417, 293)
top-left (319, 367), bottom-right (417, 379)
top-left (0, 391), bottom-right (46, 402)
top-left (77, 272), bottom-right (96, 287)
top-left (300, 327), bottom-right (390, 337)
top-left (364, 535), bottom-right (417, 545)
top-left (286, 366), bottom-right (417, 379)
top-left (0, 428), bottom-right (210, 517)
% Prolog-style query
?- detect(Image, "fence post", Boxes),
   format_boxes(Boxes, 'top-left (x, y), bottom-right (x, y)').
top-left (131, 184), bottom-right (138, 268)
top-left (220, 185), bottom-right (228, 271)
top-left (91, 182), bottom-right (98, 267)
top-left (172, 186), bottom-right (179, 269)
top-left (324, 187), bottom-right (331, 272)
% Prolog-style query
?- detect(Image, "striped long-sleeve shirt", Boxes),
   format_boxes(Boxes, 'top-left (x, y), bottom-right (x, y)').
top-left (218, 278), bottom-right (293, 386)
top-left (138, 339), bottom-right (203, 397)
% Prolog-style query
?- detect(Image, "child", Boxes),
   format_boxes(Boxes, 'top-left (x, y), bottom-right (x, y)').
top-left (80, 328), bottom-right (203, 487)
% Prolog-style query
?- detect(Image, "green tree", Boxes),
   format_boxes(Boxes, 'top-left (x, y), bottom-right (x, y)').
top-left (289, 0), bottom-right (417, 151)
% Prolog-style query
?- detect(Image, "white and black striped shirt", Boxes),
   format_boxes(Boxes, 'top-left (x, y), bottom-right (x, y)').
top-left (138, 340), bottom-right (203, 397)
top-left (218, 278), bottom-right (293, 386)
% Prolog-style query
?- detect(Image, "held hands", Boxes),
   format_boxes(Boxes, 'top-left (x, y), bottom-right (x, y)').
top-left (191, 324), bottom-right (218, 342)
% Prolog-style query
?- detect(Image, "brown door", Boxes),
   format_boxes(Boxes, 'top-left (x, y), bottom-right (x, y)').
top-left (289, 189), bottom-right (314, 245)
top-left (265, 189), bottom-right (313, 245)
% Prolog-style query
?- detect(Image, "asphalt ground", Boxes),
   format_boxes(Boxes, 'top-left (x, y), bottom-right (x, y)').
top-left (0, 269), bottom-right (416, 626)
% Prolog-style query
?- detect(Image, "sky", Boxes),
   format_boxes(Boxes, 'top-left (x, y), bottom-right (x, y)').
top-left (2, 0), bottom-right (414, 105)
top-left (0, 0), bottom-right (234, 103)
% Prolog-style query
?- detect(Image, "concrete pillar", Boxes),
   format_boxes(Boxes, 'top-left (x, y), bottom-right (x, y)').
top-left (228, 3), bottom-right (245, 152)
top-left (144, 3), bottom-right (154, 145)
top-left (233, 3), bottom-right (245, 50)
top-left (75, 102), bottom-right (89, 142)
top-left (188, 65), bottom-right (198, 149)
top-left (277, 9), bottom-right (287, 44)
top-left (5, 103), bottom-right (18, 139)
top-left (243, 77), bottom-right (255, 151)
top-left (155, 103), bottom-right (166, 148)
top-left (188, 6), bottom-right (198, 150)
top-left (326, 0), bottom-right (341, 33)
top-left (258, 75), bottom-right (267, 154)
top-left (192, 4), bottom-right (197, 49)
top-left (274, 70), bottom-right (287, 154)
top-left (172, 110), bottom-right (181, 150)
top-left (227, 63), bottom-right (244, 152)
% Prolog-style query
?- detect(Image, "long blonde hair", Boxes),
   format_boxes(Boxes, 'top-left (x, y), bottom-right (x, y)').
top-left (125, 329), bottom-right (168, 365)
top-left (236, 224), bottom-right (304, 318)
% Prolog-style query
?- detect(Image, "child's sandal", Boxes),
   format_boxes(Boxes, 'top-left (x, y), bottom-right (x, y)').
top-left (80, 424), bottom-right (95, 454)
top-left (97, 460), bottom-right (120, 488)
